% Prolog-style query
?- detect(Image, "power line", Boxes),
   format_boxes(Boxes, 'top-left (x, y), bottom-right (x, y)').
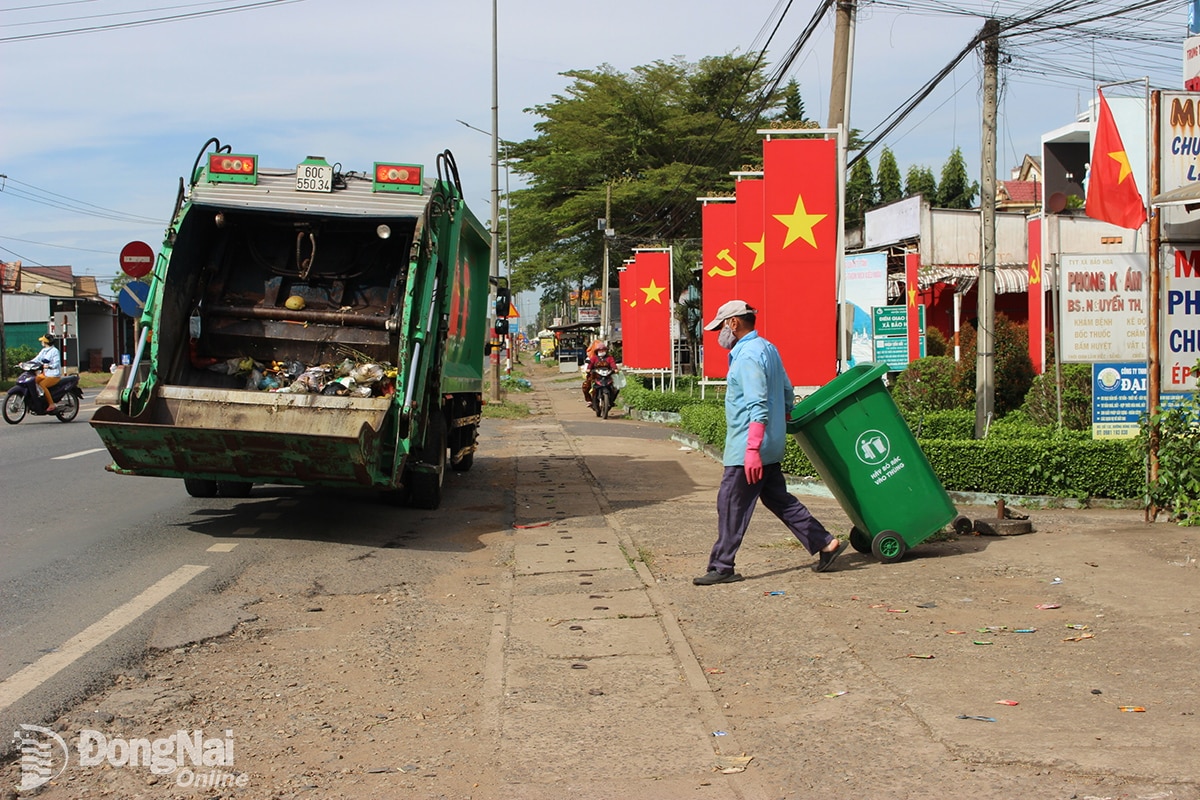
top-left (0, 176), bottom-right (163, 224)
top-left (0, 0), bottom-right (304, 43)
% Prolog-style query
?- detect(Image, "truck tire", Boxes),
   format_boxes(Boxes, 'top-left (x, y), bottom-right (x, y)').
top-left (184, 478), bottom-right (218, 498)
top-left (218, 481), bottom-right (253, 498)
top-left (408, 422), bottom-right (447, 510)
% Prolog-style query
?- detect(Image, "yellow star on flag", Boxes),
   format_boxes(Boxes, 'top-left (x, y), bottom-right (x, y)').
top-left (773, 193), bottom-right (827, 249)
top-left (908, 287), bottom-right (917, 307)
top-left (744, 236), bottom-right (766, 271)
top-left (641, 279), bottom-right (666, 304)
top-left (1107, 149), bottom-right (1134, 184)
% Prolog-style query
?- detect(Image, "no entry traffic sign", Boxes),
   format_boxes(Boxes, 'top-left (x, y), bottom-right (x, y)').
top-left (120, 240), bottom-right (154, 278)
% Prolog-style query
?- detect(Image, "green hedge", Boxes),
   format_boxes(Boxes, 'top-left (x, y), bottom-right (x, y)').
top-left (633, 373), bottom-right (1144, 501)
top-left (622, 376), bottom-right (723, 413)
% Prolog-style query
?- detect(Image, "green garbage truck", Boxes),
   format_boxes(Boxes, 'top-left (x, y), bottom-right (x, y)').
top-left (91, 140), bottom-right (491, 509)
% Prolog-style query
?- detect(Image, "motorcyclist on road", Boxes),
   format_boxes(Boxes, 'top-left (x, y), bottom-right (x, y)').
top-left (31, 334), bottom-right (62, 412)
top-left (582, 341), bottom-right (619, 406)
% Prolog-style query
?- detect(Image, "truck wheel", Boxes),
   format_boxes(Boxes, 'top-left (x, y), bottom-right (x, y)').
top-left (218, 481), bottom-right (253, 498)
top-left (184, 478), bottom-right (218, 498)
top-left (408, 423), bottom-right (447, 510)
top-left (55, 393), bottom-right (80, 422)
top-left (3, 392), bottom-right (26, 424)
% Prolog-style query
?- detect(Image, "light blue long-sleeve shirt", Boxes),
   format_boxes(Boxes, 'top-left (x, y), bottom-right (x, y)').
top-left (33, 346), bottom-right (62, 377)
top-left (723, 330), bottom-right (792, 467)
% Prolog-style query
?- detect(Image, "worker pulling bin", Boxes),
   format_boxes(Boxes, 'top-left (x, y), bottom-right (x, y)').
top-left (786, 362), bottom-right (972, 563)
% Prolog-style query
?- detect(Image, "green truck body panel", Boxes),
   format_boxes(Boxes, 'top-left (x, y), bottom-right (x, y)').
top-left (91, 148), bottom-right (490, 502)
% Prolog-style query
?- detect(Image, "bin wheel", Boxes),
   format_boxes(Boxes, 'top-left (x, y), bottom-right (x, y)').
top-left (953, 514), bottom-right (974, 535)
top-left (849, 527), bottom-right (873, 554)
top-left (871, 530), bottom-right (908, 563)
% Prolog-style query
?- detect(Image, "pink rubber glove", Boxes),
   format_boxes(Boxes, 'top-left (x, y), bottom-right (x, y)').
top-left (744, 420), bottom-right (765, 484)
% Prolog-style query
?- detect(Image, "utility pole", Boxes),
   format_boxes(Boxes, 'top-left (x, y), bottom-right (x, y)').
top-left (827, 0), bottom-right (856, 130)
top-left (975, 18), bottom-right (1000, 438)
top-left (600, 183), bottom-right (612, 340)
top-left (488, 0), bottom-right (501, 402)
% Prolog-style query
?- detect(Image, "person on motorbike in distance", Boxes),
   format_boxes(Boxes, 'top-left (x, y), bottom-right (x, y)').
top-left (32, 334), bottom-right (63, 412)
top-left (582, 341), bottom-right (619, 406)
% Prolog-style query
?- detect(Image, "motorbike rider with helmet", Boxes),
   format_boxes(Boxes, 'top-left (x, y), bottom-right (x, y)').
top-left (582, 341), bottom-right (619, 406)
top-left (31, 334), bottom-right (62, 412)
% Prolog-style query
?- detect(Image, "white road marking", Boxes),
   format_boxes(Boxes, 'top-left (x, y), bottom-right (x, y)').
top-left (52, 448), bottom-right (107, 460)
top-left (206, 543), bottom-right (238, 552)
top-left (0, 564), bottom-right (209, 711)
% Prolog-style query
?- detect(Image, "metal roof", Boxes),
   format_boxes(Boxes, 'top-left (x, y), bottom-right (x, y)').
top-left (188, 168), bottom-right (435, 218)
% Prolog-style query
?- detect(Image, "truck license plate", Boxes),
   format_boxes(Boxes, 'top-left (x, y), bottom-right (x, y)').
top-left (296, 163), bottom-right (333, 193)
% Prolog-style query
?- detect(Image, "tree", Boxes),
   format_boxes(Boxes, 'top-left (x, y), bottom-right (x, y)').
top-left (506, 55), bottom-right (782, 294)
top-left (904, 165), bottom-right (938, 200)
top-left (778, 78), bottom-right (812, 123)
top-left (876, 147), bottom-right (903, 205)
top-left (937, 146), bottom-right (979, 209)
top-left (845, 157), bottom-right (875, 228)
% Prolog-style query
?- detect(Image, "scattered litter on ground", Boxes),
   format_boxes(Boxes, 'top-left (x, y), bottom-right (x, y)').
top-left (824, 690), bottom-right (849, 698)
top-left (995, 699), bottom-right (1020, 706)
top-left (957, 715), bottom-right (997, 722)
top-left (712, 730), bottom-right (728, 736)
top-left (1050, 577), bottom-right (1063, 585)
top-left (763, 591), bottom-right (786, 596)
top-left (945, 630), bottom-right (967, 634)
top-left (712, 755), bottom-right (753, 774)
top-left (1035, 603), bottom-right (1061, 610)
top-left (705, 668), bottom-right (725, 674)
top-left (887, 608), bottom-right (908, 613)
top-left (906, 653), bottom-right (935, 659)
top-left (917, 602), bottom-right (938, 608)
top-left (1119, 706), bottom-right (1146, 712)
top-left (973, 640), bottom-right (994, 646)
top-left (1014, 628), bottom-right (1037, 633)
top-left (1063, 632), bottom-right (1095, 642)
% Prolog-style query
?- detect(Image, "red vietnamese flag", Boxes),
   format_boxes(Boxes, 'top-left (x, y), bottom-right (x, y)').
top-left (762, 136), bottom-right (838, 386)
top-left (618, 256), bottom-right (640, 365)
top-left (624, 250), bottom-right (672, 369)
top-left (701, 200), bottom-right (738, 378)
top-left (733, 178), bottom-right (767, 324)
top-left (1085, 89), bottom-right (1146, 230)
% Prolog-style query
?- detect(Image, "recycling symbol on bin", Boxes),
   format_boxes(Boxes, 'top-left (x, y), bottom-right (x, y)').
top-left (854, 429), bottom-right (891, 466)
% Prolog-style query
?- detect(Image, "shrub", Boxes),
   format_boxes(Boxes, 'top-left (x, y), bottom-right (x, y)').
top-left (953, 313), bottom-right (1035, 417)
top-left (925, 325), bottom-right (949, 357)
top-left (1137, 397), bottom-right (1200, 524)
top-left (679, 404), bottom-right (725, 446)
top-left (5, 345), bottom-right (35, 378)
top-left (918, 409), bottom-right (974, 440)
top-left (620, 377), bottom-right (719, 413)
top-left (1021, 363), bottom-right (1092, 430)
top-left (891, 356), bottom-right (962, 430)
top-left (921, 437), bottom-right (1142, 499)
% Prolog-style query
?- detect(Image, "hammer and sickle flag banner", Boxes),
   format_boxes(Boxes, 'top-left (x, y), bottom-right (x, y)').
top-left (733, 178), bottom-right (768, 323)
top-left (1085, 89), bottom-right (1147, 230)
top-left (762, 136), bottom-right (838, 386)
top-left (621, 250), bottom-right (672, 369)
top-left (701, 200), bottom-right (738, 378)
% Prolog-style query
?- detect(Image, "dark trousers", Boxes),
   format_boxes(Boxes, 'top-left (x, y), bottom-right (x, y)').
top-left (707, 463), bottom-right (834, 574)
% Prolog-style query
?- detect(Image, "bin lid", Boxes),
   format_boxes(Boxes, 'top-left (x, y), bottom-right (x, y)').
top-left (788, 362), bottom-right (890, 431)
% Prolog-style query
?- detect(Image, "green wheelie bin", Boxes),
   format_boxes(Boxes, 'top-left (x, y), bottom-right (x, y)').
top-left (786, 362), bottom-right (972, 563)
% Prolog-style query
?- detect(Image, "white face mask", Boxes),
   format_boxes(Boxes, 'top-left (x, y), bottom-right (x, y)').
top-left (718, 323), bottom-right (737, 350)
top-left (597, 351), bottom-right (607, 358)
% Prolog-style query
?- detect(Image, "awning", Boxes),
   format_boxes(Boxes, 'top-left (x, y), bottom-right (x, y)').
top-left (1151, 182), bottom-right (1200, 209)
top-left (888, 265), bottom-right (1030, 300)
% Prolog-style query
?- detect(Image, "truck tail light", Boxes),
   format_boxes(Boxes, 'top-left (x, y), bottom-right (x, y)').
top-left (208, 154), bottom-right (258, 185)
top-left (373, 163), bottom-right (423, 194)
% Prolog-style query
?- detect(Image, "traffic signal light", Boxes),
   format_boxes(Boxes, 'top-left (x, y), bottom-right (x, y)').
top-left (494, 318), bottom-right (509, 337)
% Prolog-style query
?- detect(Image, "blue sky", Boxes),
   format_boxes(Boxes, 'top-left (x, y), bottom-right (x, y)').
top-left (1, 0), bottom-right (1187, 316)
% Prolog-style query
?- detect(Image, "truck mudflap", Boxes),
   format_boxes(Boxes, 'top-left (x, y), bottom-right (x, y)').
top-left (91, 386), bottom-right (395, 488)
